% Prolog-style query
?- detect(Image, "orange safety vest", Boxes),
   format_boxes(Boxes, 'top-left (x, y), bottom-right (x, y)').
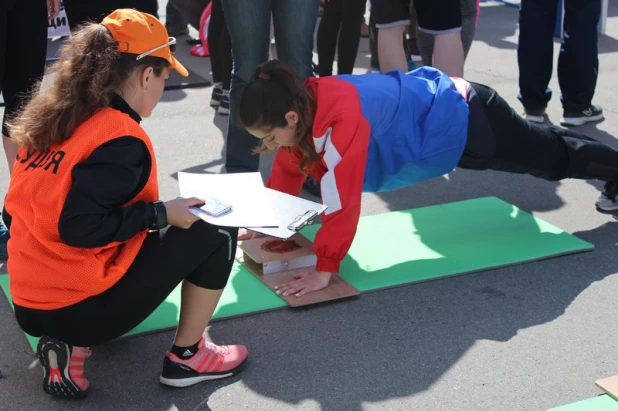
top-left (5, 108), bottom-right (159, 310)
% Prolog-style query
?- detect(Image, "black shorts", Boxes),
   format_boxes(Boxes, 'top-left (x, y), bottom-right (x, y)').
top-left (372, 0), bottom-right (462, 34)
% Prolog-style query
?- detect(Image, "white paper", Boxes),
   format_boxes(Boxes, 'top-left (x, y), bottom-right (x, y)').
top-left (252, 188), bottom-right (327, 239)
top-left (178, 172), bottom-right (278, 228)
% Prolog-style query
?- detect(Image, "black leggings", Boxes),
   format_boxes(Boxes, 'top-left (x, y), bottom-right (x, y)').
top-left (317, 0), bottom-right (367, 76)
top-left (14, 221), bottom-right (238, 347)
top-left (208, 0), bottom-right (232, 90)
top-left (0, 0), bottom-right (48, 137)
top-left (459, 83), bottom-right (618, 182)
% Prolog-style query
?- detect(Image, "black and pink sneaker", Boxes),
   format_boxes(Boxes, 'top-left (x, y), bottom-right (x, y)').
top-left (37, 335), bottom-right (91, 399)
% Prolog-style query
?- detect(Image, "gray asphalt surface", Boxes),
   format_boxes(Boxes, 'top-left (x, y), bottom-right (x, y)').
top-left (2, 2), bottom-right (618, 410)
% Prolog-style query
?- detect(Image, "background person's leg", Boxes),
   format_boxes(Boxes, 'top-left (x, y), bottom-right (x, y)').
top-left (336, 0), bottom-right (368, 74)
top-left (559, 0), bottom-right (602, 126)
top-left (272, 0), bottom-right (320, 79)
top-left (317, 0), bottom-right (342, 77)
top-left (374, 0), bottom-right (410, 73)
top-left (517, 0), bottom-right (558, 119)
top-left (414, 0), bottom-right (464, 76)
top-left (222, 0), bottom-right (271, 173)
top-left (2, 0), bottom-right (47, 173)
top-left (417, 0), bottom-right (478, 66)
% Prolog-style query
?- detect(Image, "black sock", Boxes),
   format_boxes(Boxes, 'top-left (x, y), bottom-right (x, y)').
top-left (170, 341), bottom-right (200, 360)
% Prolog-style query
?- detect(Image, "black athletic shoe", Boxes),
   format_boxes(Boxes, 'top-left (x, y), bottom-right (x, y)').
top-left (37, 336), bottom-right (91, 399)
top-left (218, 93), bottom-right (230, 115)
top-left (210, 86), bottom-right (222, 107)
top-left (561, 104), bottom-right (604, 127)
top-left (596, 181), bottom-right (618, 214)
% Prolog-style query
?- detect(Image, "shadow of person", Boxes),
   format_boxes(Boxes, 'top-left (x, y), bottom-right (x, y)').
top-left (160, 89), bottom-right (189, 103)
top-left (204, 193), bottom-right (614, 410)
top-left (377, 162), bottom-right (566, 216)
top-left (474, 3), bottom-right (519, 50)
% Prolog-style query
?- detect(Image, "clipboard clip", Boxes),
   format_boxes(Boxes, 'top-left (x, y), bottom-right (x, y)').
top-left (287, 210), bottom-right (319, 232)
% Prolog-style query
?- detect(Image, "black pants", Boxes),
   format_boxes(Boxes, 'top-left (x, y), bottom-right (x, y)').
top-left (63, 0), bottom-right (159, 30)
top-left (459, 83), bottom-right (618, 182)
top-left (0, 0), bottom-right (48, 137)
top-left (14, 221), bottom-right (238, 347)
top-left (208, 0), bottom-right (232, 89)
top-left (317, 0), bottom-right (367, 76)
top-left (517, 0), bottom-right (600, 112)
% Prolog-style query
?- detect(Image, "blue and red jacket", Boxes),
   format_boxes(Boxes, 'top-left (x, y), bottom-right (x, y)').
top-left (266, 68), bottom-right (470, 273)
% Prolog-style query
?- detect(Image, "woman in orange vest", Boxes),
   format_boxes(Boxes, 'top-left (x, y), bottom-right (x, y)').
top-left (3, 9), bottom-right (247, 399)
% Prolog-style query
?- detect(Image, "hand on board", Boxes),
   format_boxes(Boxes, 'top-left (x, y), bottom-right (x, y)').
top-left (238, 228), bottom-right (265, 241)
top-left (275, 270), bottom-right (333, 297)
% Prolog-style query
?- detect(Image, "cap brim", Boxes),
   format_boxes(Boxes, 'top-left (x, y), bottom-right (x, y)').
top-left (171, 56), bottom-right (189, 77)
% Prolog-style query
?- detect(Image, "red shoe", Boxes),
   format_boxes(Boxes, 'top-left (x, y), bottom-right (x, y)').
top-left (159, 336), bottom-right (248, 388)
top-left (37, 335), bottom-right (91, 398)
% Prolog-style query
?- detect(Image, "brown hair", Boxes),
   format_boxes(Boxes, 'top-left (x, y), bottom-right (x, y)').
top-left (8, 23), bottom-right (169, 153)
top-left (238, 60), bottom-right (318, 172)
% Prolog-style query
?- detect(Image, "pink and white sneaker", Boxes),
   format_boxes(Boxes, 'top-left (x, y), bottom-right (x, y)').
top-left (159, 336), bottom-right (248, 388)
top-left (37, 335), bottom-right (91, 398)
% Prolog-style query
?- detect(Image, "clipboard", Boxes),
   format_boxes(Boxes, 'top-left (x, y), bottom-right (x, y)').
top-left (252, 188), bottom-right (327, 239)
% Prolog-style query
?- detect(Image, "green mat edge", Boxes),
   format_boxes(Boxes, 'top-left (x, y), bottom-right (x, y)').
top-left (0, 195), bottom-right (595, 352)
top-left (547, 394), bottom-right (618, 410)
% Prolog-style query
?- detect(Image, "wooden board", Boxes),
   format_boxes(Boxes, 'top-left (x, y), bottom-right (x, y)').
top-left (237, 255), bottom-right (359, 307)
top-left (239, 234), bottom-right (318, 274)
top-left (240, 233), bottom-right (315, 264)
top-left (596, 376), bottom-right (618, 400)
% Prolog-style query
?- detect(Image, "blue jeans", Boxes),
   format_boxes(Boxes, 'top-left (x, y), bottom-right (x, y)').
top-left (221, 0), bottom-right (319, 172)
top-left (517, 0), bottom-right (600, 112)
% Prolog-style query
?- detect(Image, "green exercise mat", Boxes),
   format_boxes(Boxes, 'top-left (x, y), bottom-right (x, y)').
top-left (547, 394), bottom-right (618, 410)
top-left (0, 196), bottom-right (593, 351)
top-left (303, 196), bottom-right (593, 292)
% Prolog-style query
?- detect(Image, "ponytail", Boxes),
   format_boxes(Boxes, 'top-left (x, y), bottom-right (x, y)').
top-left (9, 23), bottom-right (169, 153)
top-left (239, 60), bottom-right (318, 171)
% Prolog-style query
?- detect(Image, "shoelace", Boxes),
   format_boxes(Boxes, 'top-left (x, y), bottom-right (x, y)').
top-left (203, 341), bottom-right (228, 357)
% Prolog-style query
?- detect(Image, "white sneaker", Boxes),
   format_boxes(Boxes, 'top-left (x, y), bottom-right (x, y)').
top-left (523, 107), bottom-right (546, 124)
top-left (596, 192), bottom-right (618, 213)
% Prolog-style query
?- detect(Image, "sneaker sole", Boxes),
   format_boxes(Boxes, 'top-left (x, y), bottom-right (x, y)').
top-left (560, 114), bottom-right (604, 127)
top-left (210, 100), bottom-right (221, 107)
top-left (218, 106), bottom-right (230, 115)
top-left (159, 359), bottom-right (247, 388)
top-left (596, 204), bottom-right (618, 214)
top-left (37, 336), bottom-right (88, 399)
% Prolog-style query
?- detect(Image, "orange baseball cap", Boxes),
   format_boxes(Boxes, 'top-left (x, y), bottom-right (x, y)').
top-left (101, 9), bottom-right (188, 77)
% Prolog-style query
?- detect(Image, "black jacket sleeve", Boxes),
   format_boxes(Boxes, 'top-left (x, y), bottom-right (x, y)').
top-left (58, 136), bottom-right (157, 248)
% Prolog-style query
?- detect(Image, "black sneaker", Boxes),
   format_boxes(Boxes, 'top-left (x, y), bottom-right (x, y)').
top-left (37, 336), bottom-right (91, 399)
top-left (523, 107), bottom-right (546, 124)
top-left (561, 104), bottom-right (604, 127)
top-left (210, 86), bottom-right (222, 107)
top-left (596, 181), bottom-right (618, 214)
top-left (218, 93), bottom-right (230, 115)
top-left (303, 175), bottom-right (321, 197)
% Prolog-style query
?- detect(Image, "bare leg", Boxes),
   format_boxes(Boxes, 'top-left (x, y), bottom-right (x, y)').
top-left (433, 31), bottom-right (464, 77)
top-left (3, 135), bottom-right (18, 174)
top-left (377, 25), bottom-right (408, 73)
top-left (173, 281), bottom-right (224, 346)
